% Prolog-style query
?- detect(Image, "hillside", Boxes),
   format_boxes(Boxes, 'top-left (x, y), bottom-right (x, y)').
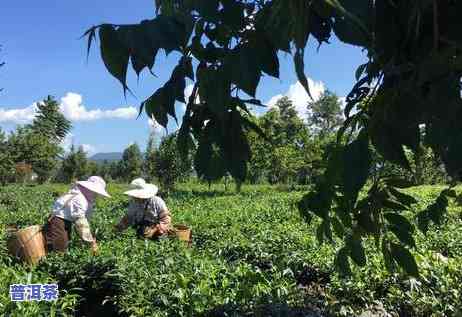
top-left (89, 152), bottom-right (123, 163)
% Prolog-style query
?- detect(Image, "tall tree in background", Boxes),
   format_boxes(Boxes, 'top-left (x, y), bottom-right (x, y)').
top-left (0, 128), bottom-right (14, 184)
top-left (8, 126), bottom-right (62, 183)
top-left (306, 90), bottom-right (344, 138)
top-left (155, 133), bottom-right (192, 193)
top-left (248, 97), bottom-right (312, 184)
top-left (144, 133), bottom-right (157, 182)
top-left (6, 96), bottom-right (72, 183)
top-left (120, 143), bottom-right (143, 182)
top-left (30, 96), bottom-right (72, 142)
top-left (60, 145), bottom-right (89, 183)
top-left (109, 161), bottom-right (123, 182)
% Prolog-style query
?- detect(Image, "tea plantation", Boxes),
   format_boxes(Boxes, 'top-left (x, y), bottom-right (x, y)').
top-left (0, 183), bottom-right (461, 316)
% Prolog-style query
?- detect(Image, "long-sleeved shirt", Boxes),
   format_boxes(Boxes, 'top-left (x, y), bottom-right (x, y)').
top-left (51, 187), bottom-right (95, 243)
top-left (126, 196), bottom-right (171, 234)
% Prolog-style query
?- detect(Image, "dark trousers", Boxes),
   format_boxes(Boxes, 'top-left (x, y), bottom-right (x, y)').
top-left (44, 216), bottom-right (72, 252)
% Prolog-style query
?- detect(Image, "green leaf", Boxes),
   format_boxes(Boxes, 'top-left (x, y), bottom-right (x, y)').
top-left (389, 225), bottom-right (416, 248)
top-left (383, 177), bottom-right (415, 188)
top-left (333, 207), bottom-right (352, 228)
top-left (194, 0), bottom-right (219, 22)
top-left (83, 27), bottom-right (96, 61)
top-left (333, 17), bottom-right (369, 47)
top-left (293, 49), bottom-right (313, 100)
top-left (384, 213), bottom-right (413, 233)
top-left (221, 0), bottom-right (245, 30)
top-left (117, 25), bottom-right (158, 76)
top-left (141, 16), bottom-right (188, 55)
top-left (382, 198), bottom-right (408, 211)
top-left (142, 91), bottom-right (168, 127)
top-left (355, 63), bottom-right (367, 81)
top-left (416, 210), bottom-right (431, 233)
top-left (334, 247), bottom-right (351, 276)
top-left (227, 46), bottom-right (261, 97)
top-left (254, 35), bottom-right (280, 78)
top-left (177, 120), bottom-right (194, 161)
top-left (324, 0), bottom-right (370, 38)
top-left (99, 24), bottom-right (130, 92)
top-left (356, 209), bottom-right (379, 234)
top-left (298, 184), bottom-right (333, 220)
top-left (316, 223), bottom-right (325, 245)
top-left (197, 66), bottom-right (230, 120)
top-left (390, 242), bottom-right (419, 277)
top-left (331, 216), bottom-right (345, 238)
top-left (388, 187), bottom-right (418, 207)
top-left (346, 235), bottom-right (366, 266)
top-left (291, 0), bottom-right (311, 49)
top-left (342, 130), bottom-right (371, 203)
top-left (381, 239), bottom-right (395, 273)
top-left (221, 110), bottom-right (251, 182)
top-left (182, 56), bottom-right (194, 81)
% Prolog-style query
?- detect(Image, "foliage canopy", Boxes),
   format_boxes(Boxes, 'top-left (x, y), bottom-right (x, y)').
top-left (86, 0), bottom-right (462, 275)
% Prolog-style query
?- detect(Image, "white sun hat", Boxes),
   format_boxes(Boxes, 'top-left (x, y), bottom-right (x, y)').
top-left (124, 178), bottom-right (158, 199)
top-left (77, 176), bottom-right (111, 198)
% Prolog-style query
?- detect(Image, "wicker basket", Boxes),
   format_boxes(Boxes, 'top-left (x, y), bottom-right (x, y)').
top-left (173, 224), bottom-right (192, 246)
top-left (7, 225), bottom-right (47, 265)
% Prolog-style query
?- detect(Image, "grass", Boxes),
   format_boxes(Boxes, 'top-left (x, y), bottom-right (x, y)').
top-left (0, 183), bottom-right (461, 316)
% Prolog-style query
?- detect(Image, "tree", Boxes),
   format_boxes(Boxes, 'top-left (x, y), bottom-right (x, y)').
top-left (87, 0), bottom-right (462, 276)
top-left (144, 133), bottom-right (157, 182)
top-left (120, 143), bottom-right (143, 182)
top-left (6, 96), bottom-right (71, 183)
top-left (307, 90), bottom-right (344, 138)
top-left (8, 126), bottom-right (62, 183)
top-left (30, 96), bottom-right (72, 143)
top-left (155, 133), bottom-right (192, 193)
top-left (247, 97), bottom-right (314, 184)
top-left (109, 161), bottom-right (123, 181)
top-left (60, 145), bottom-right (90, 183)
top-left (0, 128), bottom-right (14, 184)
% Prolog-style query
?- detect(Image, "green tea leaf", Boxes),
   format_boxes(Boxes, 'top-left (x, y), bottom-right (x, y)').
top-left (390, 242), bottom-right (419, 277)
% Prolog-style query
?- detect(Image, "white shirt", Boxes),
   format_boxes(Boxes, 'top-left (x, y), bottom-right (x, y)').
top-left (126, 196), bottom-right (168, 226)
top-left (51, 186), bottom-right (95, 243)
top-left (51, 187), bottom-right (94, 221)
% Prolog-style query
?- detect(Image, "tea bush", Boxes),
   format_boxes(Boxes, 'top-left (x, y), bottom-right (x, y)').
top-left (0, 183), bottom-right (461, 316)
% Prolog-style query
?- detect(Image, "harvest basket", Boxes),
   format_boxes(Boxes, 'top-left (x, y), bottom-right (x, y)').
top-left (173, 224), bottom-right (192, 246)
top-left (7, 225), bottom-right (47, 265)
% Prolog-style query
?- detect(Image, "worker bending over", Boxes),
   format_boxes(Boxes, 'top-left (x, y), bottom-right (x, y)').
top-left (116, 178), bottom-right (172, 239)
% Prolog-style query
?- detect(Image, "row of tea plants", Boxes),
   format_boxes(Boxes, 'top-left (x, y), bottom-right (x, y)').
top-left (0, 183), bottom-right (461, 316)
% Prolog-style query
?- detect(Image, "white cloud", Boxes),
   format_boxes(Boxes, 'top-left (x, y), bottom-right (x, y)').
top-left (81, 144), bottom-right (96, 155)
top-left (0, 103), bottom-right (38, 124)
top-left (265, 79), bottom-right (326, 119)
top-left (60, 134), bottom-right (96, 155)
top-left (0, 92), bottom-right (137, 124)
top-left (61, 133), bottom-right (74, 153)
top-left (59, 92), bottom-right (137, 121)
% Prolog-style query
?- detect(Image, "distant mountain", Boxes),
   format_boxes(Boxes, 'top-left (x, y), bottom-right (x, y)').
top-left (89, 152), bottom-right (123, 163)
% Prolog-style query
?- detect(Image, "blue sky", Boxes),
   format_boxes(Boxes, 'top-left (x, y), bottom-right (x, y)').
top-left (0, 0), bottom-right (367, 154)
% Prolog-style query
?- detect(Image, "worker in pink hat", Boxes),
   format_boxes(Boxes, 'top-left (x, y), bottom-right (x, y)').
top-left (44, 176), bottom-right (111, 254)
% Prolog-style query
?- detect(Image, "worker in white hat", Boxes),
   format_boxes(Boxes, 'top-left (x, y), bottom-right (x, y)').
top-left (115, 178), bottom-right (172, 239)
top-left (44, 176), bottom-right (111, 254)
